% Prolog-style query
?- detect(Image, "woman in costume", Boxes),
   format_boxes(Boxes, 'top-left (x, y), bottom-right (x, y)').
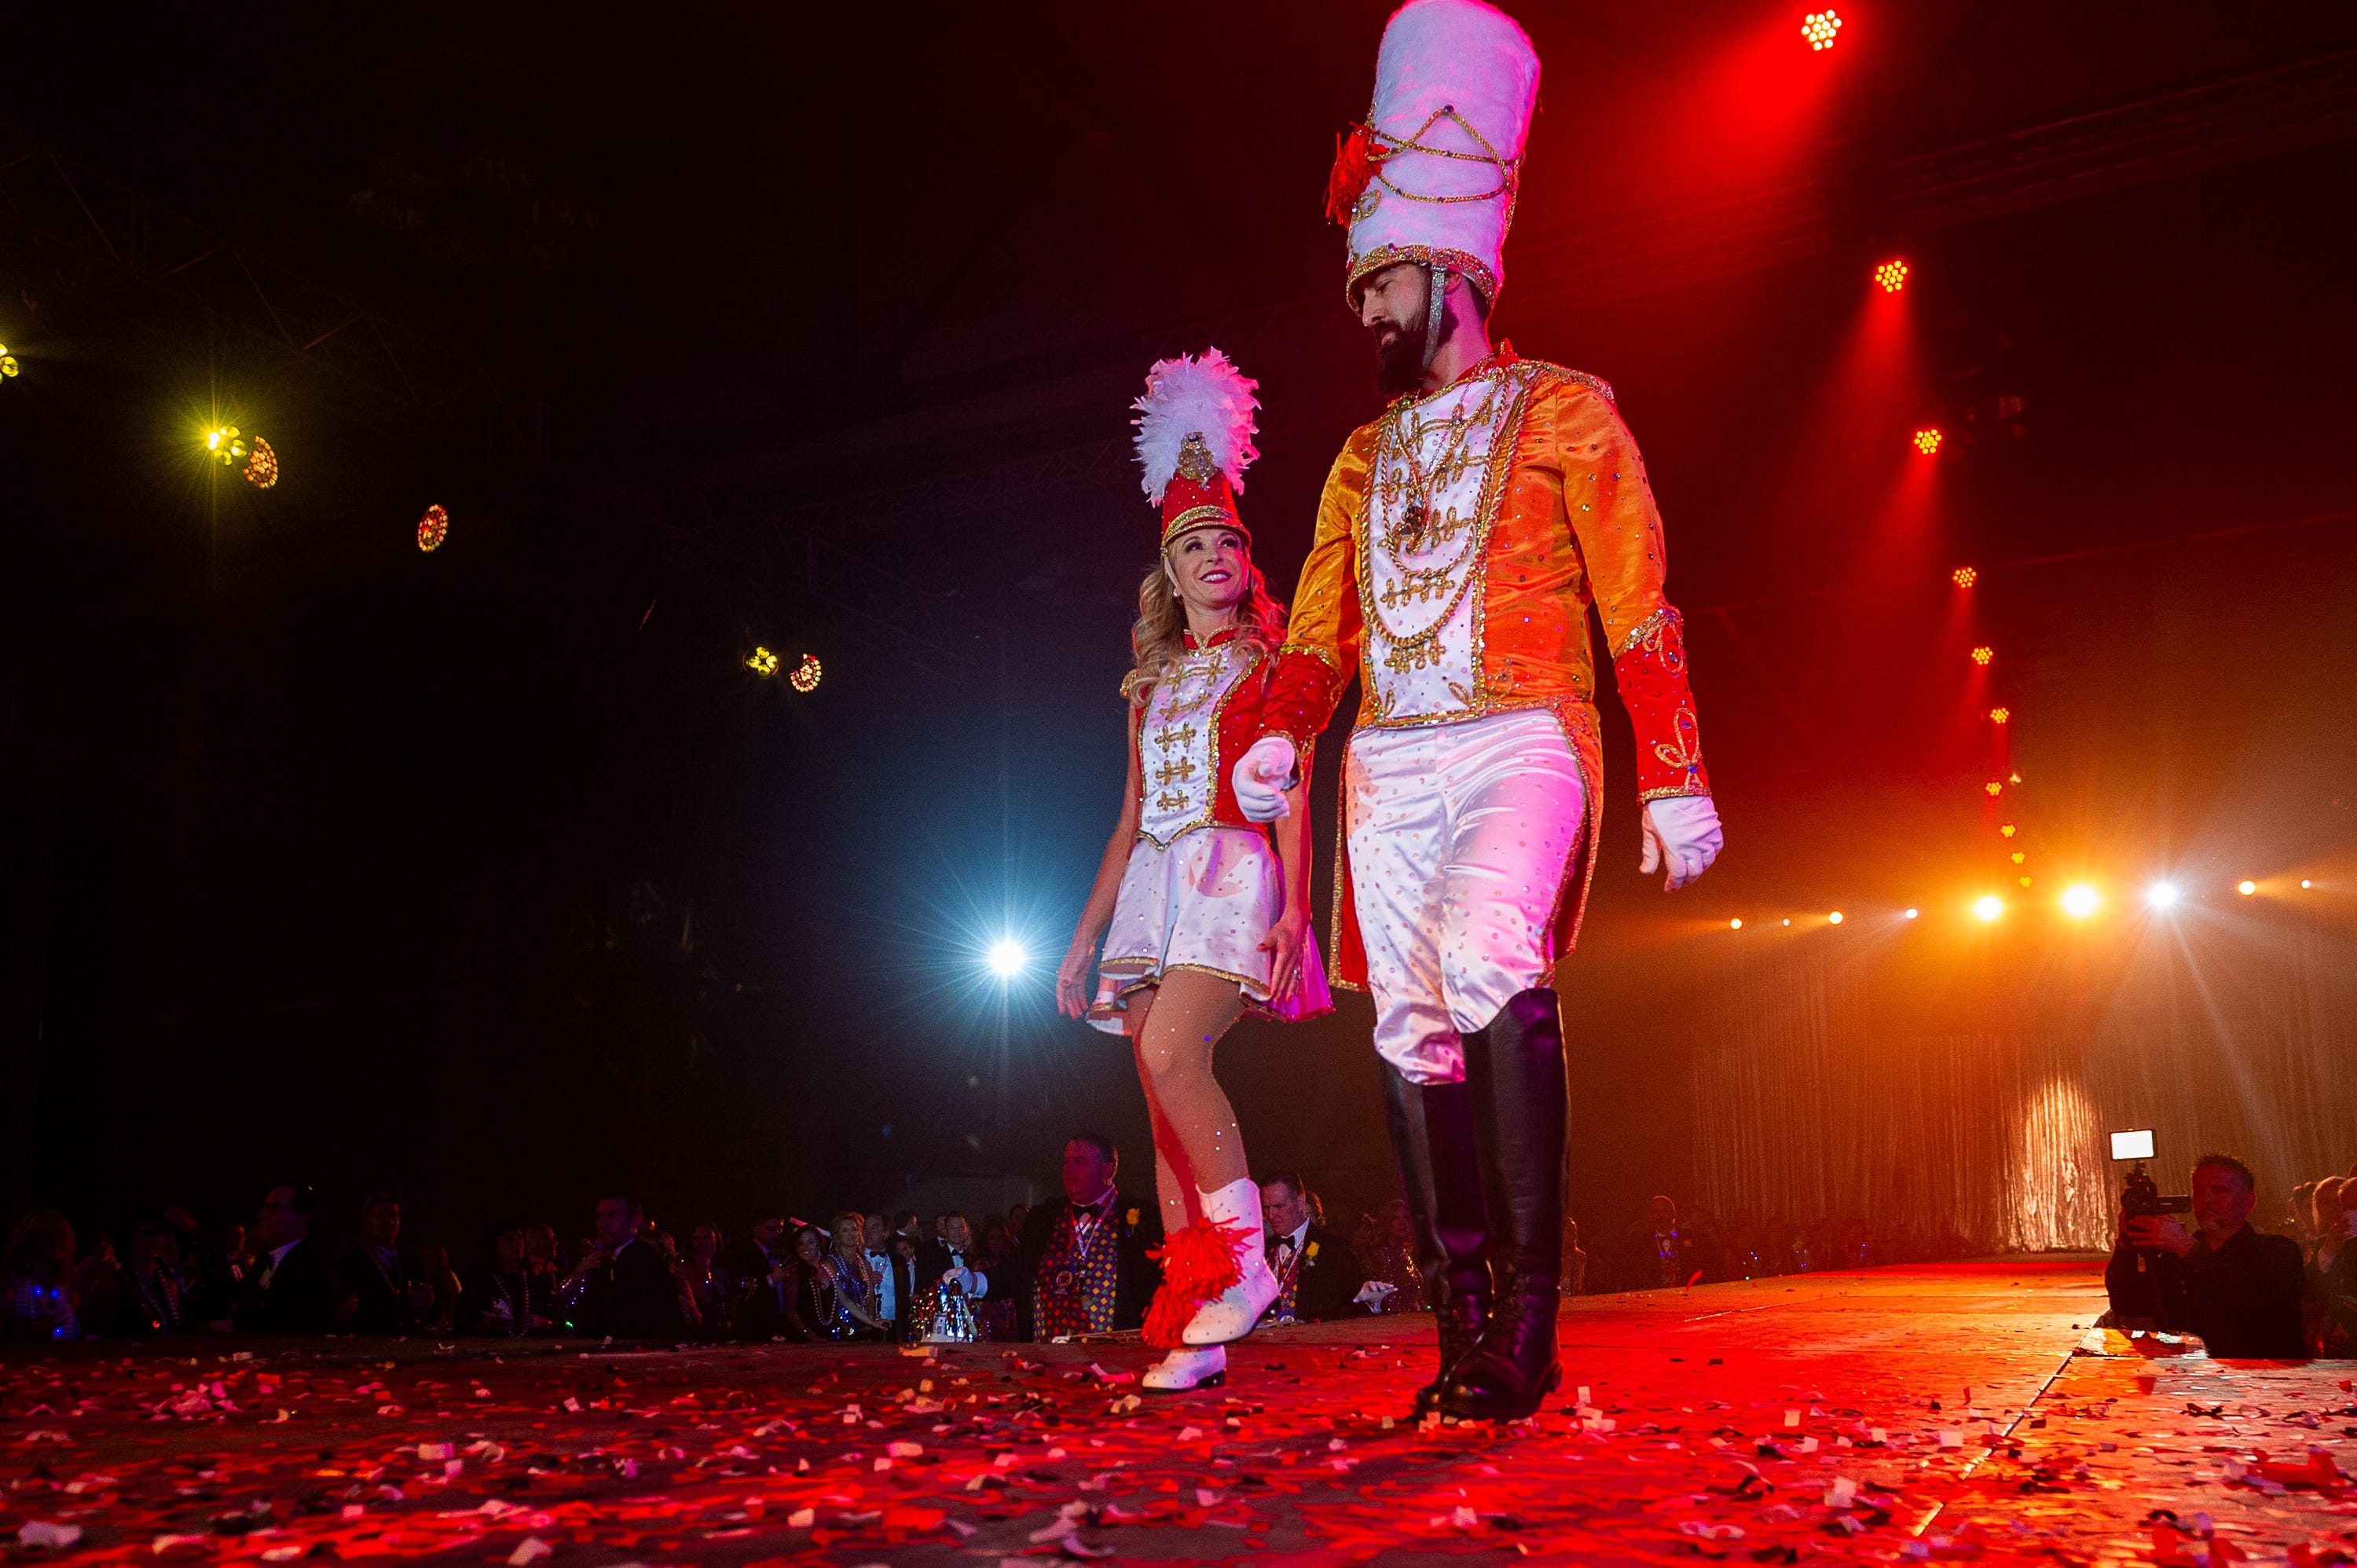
top-left (1053, 350), bottom-right (1332, 1391)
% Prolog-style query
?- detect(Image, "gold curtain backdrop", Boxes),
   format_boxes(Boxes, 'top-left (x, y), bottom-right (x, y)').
top-left (1683, 910), bottom-right (2357, 1252)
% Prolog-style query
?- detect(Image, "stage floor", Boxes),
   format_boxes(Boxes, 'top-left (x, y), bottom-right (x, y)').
top-left (5, 1261), bottom-right (2353, 1567)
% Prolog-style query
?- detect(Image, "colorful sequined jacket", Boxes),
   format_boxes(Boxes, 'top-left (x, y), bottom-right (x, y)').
top-left (1257, 347), bottom-right (1710, 984)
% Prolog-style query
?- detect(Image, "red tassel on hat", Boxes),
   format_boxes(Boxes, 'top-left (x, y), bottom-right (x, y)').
top-left (1142, 1216), bottom-right (1248, 1349)
top-left (1325, 124), bottom-right (1386, 226)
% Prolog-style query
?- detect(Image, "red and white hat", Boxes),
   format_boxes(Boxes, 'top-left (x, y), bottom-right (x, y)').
top-left (1131, 349), bottom-right (1261, 548)
top-left (1326, 0), bottom-right (1540, 311)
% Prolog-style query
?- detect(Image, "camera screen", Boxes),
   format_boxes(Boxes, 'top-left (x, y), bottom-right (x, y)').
top-left (2110, 1128), bottom-right (2157, 1161)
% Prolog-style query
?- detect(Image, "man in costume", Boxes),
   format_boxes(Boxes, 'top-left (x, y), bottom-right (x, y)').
top-left (1232, 0), bottom-right (1725, 1420)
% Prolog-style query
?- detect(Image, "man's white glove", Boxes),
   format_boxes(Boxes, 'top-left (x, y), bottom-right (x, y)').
top-left (1352, 1280), bottom-right (1398, 1308)
top-left (1640, 795), bottom-right (1723, 891)
top-left (1231, 735), bottom-right (1299, 823)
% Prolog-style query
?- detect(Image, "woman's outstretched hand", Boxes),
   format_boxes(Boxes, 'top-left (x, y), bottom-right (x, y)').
top-left (1055, 937), bottom-right (1097, 1019)
top-left (1260, 908), bottom-right (1309, 1003)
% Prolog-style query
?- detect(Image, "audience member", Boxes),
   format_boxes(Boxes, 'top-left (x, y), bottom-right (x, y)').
top-left (970, 1219), bottom-right (1018, 1341)
top-left (885, 1232), bottom-right (922, 1341)
top-left (2303, 1177), bottom-right (2356, 1355)
top-left (235, 1185), bottom-right (342, 1335)
top-left (465, 1228), bottom-right (557, 1337)
top-left (1560, 1217), bottom-right (1587, 1296)
top-left (1628, 1196), bottom-right (1710, 1291)
top-left (2105, 1152), bottom-right (2304, 1357)
top-left (561, 1194), bottom-right (681, 1340)
top-left (112, 1213), bottom-right (189, 1337)
top-left (1363, 1199), bottom-right (1424, 1310)
top-left (783, 1224), bottom-right (833, 1341)
top-left (681, 1224), bottom-right (731, 1339)
top-left (1259, 1171), bottom-right (1373, 1321)
top-left (823, 1212), bottom-right (888, 1340)
top-left (860, 1214), bottom-right (904, 1335)
top-left (3, 1209), bottom-right (89, 1341)
top-left (962, 1135), bottom-right (1163, 1339)
top-left (728, 1214), bottom-right (797, 1341)
top-left (343, 1195), bottom-right (436, 1335)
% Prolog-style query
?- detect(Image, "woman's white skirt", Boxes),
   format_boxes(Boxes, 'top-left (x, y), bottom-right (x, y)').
top-left (1087, 826), bottom-right (1333, 1035)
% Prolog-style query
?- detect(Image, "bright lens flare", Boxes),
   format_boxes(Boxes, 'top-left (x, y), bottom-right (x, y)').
top-left (1973, 895), bottom-right (2004, 923)
top-left (987, 939), bottom-right (1028, 979)
top-left (2146, 881), bottom-right (2179, 910)
top-left (2060, 884), bottom-right (2100, 919)
top-left (1803, 9), bottom-right (1844, 51)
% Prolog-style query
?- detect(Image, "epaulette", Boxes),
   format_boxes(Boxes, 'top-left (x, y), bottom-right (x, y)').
top-left (1514, 358), bottom-right (1615, 405)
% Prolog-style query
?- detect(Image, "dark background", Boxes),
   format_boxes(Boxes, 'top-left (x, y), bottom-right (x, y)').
top-left (2, 1), bottom-right (2352, 1263)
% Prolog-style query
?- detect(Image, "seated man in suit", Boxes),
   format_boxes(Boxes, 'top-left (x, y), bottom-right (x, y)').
top-left (235, 1184), bottom-right (343, 1335)
top-left (727, 1214), bottom-right (796, 1342)
top-left (918, 1212), bottom-right (979, 1296)
top-left (341, 1194), bottom-right (435, 1335)
top-left (1259, 1171), bottom-right (1373, 1324)
top-left (959, 1135), bottom-right (1162, 1339)
top-left (561, 1193), bottom-right (680, 1340)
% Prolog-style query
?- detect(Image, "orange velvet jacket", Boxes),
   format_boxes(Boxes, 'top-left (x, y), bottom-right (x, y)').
top-left (1259, 346), bottom-right (1710, 987)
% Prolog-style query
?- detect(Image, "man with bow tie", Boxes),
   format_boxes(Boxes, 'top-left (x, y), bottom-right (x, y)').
top-left (957, 1135), bottom-right (1163, 1339)
top-left (1259, 1171), bottom-right (1376, 1324)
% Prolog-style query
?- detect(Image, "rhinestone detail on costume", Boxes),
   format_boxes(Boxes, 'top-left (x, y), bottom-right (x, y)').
top-left (1138, 639), bottom-right (1253, 846)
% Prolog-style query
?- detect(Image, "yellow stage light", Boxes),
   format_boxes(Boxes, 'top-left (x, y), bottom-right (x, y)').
top-left (2010, 771), bottom-right (2022, 784)
top-left (2300, 879), bottom-right (2314, 889)
top-left (1970, 646), bottom-right (1993, 665)
top-left (205, 426), bottom-right (248, 465)
top-left (416, 504), bottom-right (449, 552)
top-left (1989, 706), bottom-right (2009, 724)
top-left (1912, 427), bottom-right (1943, 456)
top-left (0, 344), bottom-right (17, 379)
top-left (2237, 879), bottom-right (2256, 896)
top-left (1952, 566), bottom-right (1976, 588)
top-left (1985, 781), bottom-right (2002, 797)
top-left (1781, 918), bottom-right (1791, 927)
top-left (1974, 895), bottom-right (2003, 922)
top-left (1904, 907), bottom-right (1919, 920)
top-left (1870, 256), bottom-right (1904, 289)
top-left (1728, 918), bottom-right (1743, 930)
top-left (243, 435), bottom-right (278, 489)
top-left (2060, 884), bottom-right (2100, 918)
top-left (746, 646), bottom-right (779, 676)
top-left (789, 653), bottom-right (823, 694)
top-left (2011, 852), bottom-right (2025, 864)
top-left (2000, 824), bottom-right (2016, 837)
top-left (2146, 882), bottom-right (2180, 911)
top-left (2020, 875), bottom-right (2033, 887)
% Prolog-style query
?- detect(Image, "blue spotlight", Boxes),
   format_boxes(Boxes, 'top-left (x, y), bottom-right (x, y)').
top-left (986, 938), bottom-right (1028, 980)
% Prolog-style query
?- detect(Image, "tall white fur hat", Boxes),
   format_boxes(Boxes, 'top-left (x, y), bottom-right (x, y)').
top-left (1327, 0), bottom-right (1539, 310)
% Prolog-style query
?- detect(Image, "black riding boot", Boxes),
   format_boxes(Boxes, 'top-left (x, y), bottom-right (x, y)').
top-left (1380, 1063), bottom-right (1490, 1413)
top-left (1439, 987), bottom-right (1567, 1421)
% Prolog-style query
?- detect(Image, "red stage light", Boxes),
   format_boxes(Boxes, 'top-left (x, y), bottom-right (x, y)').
top-left (1912, 427), bottom-right (1943, 455)
top-left (1989, 706), bottom-right (2009, 724)
top-left (1952, 566), bottom-right (1976, 588)
top-left (1873, 258), bottom-right (1907, 291)
top-left (1970, 646), bottom-right (1993, 665)
top-left (1802, 10), bottom-right (1844, 51)
top-left (416, 504), bottom-right (449, 552)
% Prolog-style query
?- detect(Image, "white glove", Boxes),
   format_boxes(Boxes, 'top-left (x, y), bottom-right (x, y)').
top-left (1352, 1280), bottom-right (1398, 1307)
top-left (1640, 795), bottom-right (1723, 891)
top-left (1230, 736), bottom-right (1299, 823)
top-left (951, 1267), bottom-right (985, 1298)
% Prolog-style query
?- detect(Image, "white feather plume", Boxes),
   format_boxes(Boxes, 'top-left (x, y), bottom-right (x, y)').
top-left (1131, 348), bottom-right (1261, 504)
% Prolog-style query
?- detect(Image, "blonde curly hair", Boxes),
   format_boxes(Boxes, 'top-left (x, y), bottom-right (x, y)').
top-left (1121, 544), bottom-right (1288, 709)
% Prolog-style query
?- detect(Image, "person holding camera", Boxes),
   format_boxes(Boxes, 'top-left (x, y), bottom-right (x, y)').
top-left (2103, 1153), bottom-right (2304, 1357)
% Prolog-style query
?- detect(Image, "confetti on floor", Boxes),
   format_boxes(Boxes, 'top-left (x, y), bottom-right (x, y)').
top-left (3, 1261), bottom-right (2351, 1568)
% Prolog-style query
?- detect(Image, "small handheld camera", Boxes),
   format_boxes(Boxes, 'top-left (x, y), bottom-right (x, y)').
top-left (2110, 1129), bottom-right (2191, 1219)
